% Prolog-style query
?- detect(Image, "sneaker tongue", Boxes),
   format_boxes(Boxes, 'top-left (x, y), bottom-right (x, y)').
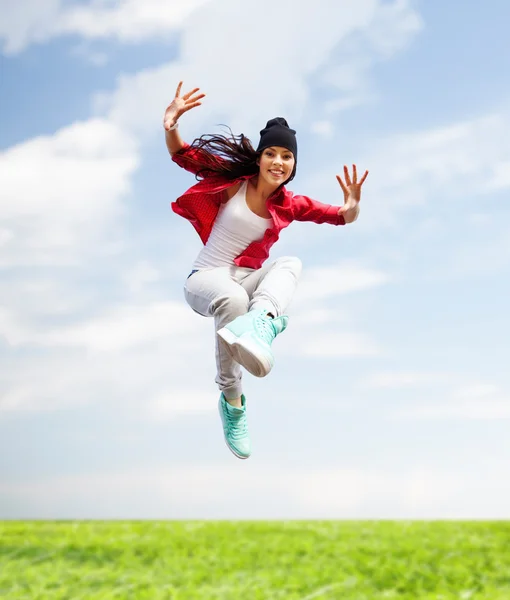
top-left (226, 403), bottom-right (244, 415)
top-left (270, 315), bottom-right (289, 335)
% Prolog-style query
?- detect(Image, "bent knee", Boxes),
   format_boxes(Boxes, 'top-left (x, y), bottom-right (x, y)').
top-left (277, 256), bottom-right (302, 278)
top-left (210, 290), bottom-right (249, 317)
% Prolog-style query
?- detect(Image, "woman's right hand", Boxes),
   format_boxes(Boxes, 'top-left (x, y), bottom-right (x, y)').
top-left (163, 81), bottom-right (205, 130)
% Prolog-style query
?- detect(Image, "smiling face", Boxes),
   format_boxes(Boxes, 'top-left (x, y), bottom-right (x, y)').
top-left (257, 146), bottom-right (296, 187)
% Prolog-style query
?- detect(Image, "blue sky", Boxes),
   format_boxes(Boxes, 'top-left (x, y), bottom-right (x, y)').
top-left (1, 0), bottom-right (509, 519)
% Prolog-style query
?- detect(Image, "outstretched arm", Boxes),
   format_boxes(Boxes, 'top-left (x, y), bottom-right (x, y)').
top-left (163, 81), bottom-right (205, 156)
top-left (291, 164), bottom-right (369, 225)
top-left (336, 164), bottom-right (369, 224)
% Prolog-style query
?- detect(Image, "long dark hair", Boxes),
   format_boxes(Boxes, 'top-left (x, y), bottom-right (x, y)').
top-left (187, 126), bottom-right (297, 183)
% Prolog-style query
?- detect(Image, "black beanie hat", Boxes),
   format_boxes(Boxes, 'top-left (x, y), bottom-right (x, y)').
top-left (256, 117), bottom-right (297, 159)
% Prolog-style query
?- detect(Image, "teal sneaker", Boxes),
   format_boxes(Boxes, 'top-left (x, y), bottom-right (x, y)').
top-left (217, 309), bottom-right (289, 377)
top-left (218, 393), bottom-right (251, 459)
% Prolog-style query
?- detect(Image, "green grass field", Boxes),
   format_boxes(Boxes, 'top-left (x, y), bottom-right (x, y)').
top-left (1, 521), bottom-right (509, 599)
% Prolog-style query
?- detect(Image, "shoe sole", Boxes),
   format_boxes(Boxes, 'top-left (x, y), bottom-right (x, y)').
top-left (217, 328), bottom-right (274, 377)
top-left (218, 397), bottom-right (250, 460)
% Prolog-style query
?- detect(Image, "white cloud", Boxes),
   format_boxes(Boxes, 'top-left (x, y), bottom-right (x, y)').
top-left (489, 160), bottom-right (510, 190)
top-left (2, 463), bottom-right (508, 519)
top-left (359, 373), bottom-right (510, 421)
top-left (56, 0), bottom-right (212, 43)
top-left (0, 297), bottom-right (214, 414)
top-left (270, 262), bottom-right (387, 359)
top-left (1, 300), bottom-right (200, 351)
top-left (0, 310), bottom-right (213, 413)
top-left (0, 118), bottom-right (138, 267)
top-left (296, 331), bottom-right (381, 358)
top-left (42, 301), bottom-right (198, 351)
top-left (0, 369), bottom-right (90, 412)
top-left (402, 469), bottom-right (465, 513)
top-left (97, 0), bottom-right (422, 139)
top-left (267, 262), bottom-right (387, 359)
top-left (0, 0), bottom-right (62, 55)
top-left (146, 389), bottom-right (217, 419)
top-left (396, 399), bottom-right (510, 420)
top-left (310, 121), bottom-right (334, 138)
top-left (393, 383), bottom-right (510, 420)
top-left (363, 371), bottom-right (452, 389)
top-left (0, 0), bottom-right (212, 54)
top-left (122, 260), bottom-right (161, 294)
top-left (445, 223), bottom-right (510, 277)
top-left (295, 262), bottom-right (389, 302)
top-left (452, 384), bottom-right (501, 400)
top-left (290, 307), bottom-right (347, 326)
top-left (363, 0), bottom-right (423, 58)
top-left (319, 0), bottom-right (422, 112)
top-left (302, 109), bottom-right (510, 238)
top-left (363, 113), bottom-right (510, 217)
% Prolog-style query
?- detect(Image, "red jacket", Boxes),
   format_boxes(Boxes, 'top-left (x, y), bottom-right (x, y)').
top-left (171, 143), bottom-right (346, 269)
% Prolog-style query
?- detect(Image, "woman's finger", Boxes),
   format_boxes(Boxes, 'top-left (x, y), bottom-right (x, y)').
top-left (175, 81), bottom-right (183, 98)
top-left (352, 164), bottom-right (357, 185)
top-left (181, 101), bottom-right (203, 114)
top-left (182, 87), bottom-right (200, 101)
top-left (336, 174), bottom-right (348, 195)
top-left (360, 170), bottom-right (369, 185)
top-left (343, 165), bottom-right (352, 187)
top-left (187, 93), bottom-right (206, 104)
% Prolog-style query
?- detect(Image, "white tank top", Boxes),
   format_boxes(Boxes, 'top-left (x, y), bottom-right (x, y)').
top-left (192, 181), bottom-right (273, 269)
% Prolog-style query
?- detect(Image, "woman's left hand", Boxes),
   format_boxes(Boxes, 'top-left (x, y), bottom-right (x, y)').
top-left (337, 164), bottom-right (369, 223)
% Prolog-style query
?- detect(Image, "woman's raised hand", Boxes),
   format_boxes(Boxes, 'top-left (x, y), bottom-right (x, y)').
top-left (163, 81), bottom-right (205, 130)
top-left (337, 164), bottom-right (369, 223)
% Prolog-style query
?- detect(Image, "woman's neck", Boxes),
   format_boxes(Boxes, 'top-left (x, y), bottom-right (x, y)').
top-left (250, 175), bottom-right (279, 200)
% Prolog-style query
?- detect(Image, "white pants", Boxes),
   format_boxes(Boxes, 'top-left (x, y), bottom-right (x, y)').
top-left (183, 256), bottom-right (302, 400)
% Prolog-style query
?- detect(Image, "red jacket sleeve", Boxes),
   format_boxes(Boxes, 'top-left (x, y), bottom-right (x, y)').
top-left (171, 142), bottom-right (227, 177)
top-left (291, 193), bottom-right (346, 225)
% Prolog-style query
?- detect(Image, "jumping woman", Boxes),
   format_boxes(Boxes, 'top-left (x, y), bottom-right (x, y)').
top-left (164, 82), bottom-right (368, 460)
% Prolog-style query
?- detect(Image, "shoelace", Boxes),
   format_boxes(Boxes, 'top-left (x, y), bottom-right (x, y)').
top-left (225, 407), bottom-right (247, 439)
top-left (253, 314), bottom-right (276, 345)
